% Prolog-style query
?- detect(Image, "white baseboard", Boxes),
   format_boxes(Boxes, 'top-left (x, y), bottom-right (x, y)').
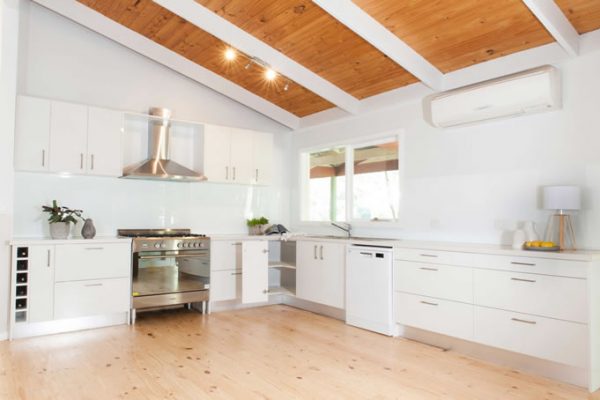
top-left (10, 313), bottom-right (128, 340)
top-left (0, 331), bottom-right (7, 341)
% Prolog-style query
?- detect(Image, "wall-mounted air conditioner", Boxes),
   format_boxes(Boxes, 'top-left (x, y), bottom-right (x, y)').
top-left (423, 65), bottom-right (561, 128)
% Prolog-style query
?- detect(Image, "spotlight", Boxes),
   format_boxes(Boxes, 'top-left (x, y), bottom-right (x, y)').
top-left (224, 48), bottom-right (236, 61)
top-left (265, 68), bottom-right (277, 80)
top-left (283, 81), bottom-right (290, 91)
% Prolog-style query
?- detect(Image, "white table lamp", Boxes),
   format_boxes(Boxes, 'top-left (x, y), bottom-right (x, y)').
top-left (543, 185), bottom-right (580, 250)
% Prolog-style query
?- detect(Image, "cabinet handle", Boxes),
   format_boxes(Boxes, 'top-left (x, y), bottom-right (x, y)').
top-left (510, 261), bottom-right (536, 266)
top-left (84, 283), bottom-right (103, 287)
top-left (47, 249), bottom-right (51, 267)
top-left (419, 254), bottom-right (438, 258)
top-left (319, 245), bottom-right (323, 260)
top-left (419, 267), bottom-right (438, 271)
top-left (231, 242), bottom-right (242, 246)
top-left (262, 249), bottom-right (269, 254)
top-left (511, 317), bottom-right (536, 325)
top-left (91, 154), bottom-right (94, 170)
top-left (420, 301), bottom-right (438, 306)
top-left (42, 149), bottom-right (46, 167)
top-left (233, 167), bottom-right (236, 180)
top-left (85, 247), bottom-right (104, 251)
top-left (80, 153), bottom-right (84, 169)
top-left (255, 168), bottom-right (259, 182)
top-left (231, 272), bottom-right (242, 276)
top-left (511, 277), bottom-right (536, 283)
top-left (225, 166), bottom-right (229, 180)
top-left (313, 245), bottom-right (317, 260)
top-left (263, 289), bottom-right (268, 294)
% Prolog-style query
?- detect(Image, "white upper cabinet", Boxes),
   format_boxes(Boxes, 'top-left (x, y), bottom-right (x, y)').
top-left (14, 96), bottom-right (51, 172)
top-left (201, 124), bottom-right (273, 185)
top-left (87, 107), bottom-right (123, 177)
top-left (252, 131), bottom-right (273, 185)
top-left (14, 96), bottom-right (123, 177)
top-left (49, 101), bottom-right (88, 174)
top-left (229, 129), bottom-right (254, 185)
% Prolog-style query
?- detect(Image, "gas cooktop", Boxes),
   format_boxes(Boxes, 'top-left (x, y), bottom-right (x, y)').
top-left (117, 228), bottom-right (207, 239)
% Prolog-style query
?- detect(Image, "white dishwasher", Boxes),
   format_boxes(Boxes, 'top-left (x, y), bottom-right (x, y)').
top-left (346, 244), bottom-right (395, 336)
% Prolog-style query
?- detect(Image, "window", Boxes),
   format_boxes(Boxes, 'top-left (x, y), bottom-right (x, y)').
top-left (301, 137), bottom-right (400, 223)
top-left (306, 147), bottom-right (346, 221)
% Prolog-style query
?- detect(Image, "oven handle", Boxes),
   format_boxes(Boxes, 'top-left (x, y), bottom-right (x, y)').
top-left (137, 254), bottom-right (208, 260)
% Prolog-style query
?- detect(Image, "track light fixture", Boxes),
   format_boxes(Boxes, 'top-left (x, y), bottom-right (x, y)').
top-left (223, 46), bottom-right (291, 89)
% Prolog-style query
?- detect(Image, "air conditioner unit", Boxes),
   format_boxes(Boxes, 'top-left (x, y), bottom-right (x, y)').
top-left (423, 65), bottom-right (561, 128)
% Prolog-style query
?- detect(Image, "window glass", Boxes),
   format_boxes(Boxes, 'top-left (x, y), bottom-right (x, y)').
top-left (352, 141), bottom-right (399, 221)
top-left (308, 147), bottom-right (346, 221)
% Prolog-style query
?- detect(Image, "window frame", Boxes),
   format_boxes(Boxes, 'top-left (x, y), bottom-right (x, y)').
top-left (298, 130), bottom-right (405, 227)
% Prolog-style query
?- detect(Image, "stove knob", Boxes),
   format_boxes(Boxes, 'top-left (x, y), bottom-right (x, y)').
top-left (193, 242), bottom-right (198, 248)
top-left (160, 243), bottom-right (166, 248)
top-left (177, 243), bottom-right (182, 248)
top-left (154, 243), bottom-right (161, 249)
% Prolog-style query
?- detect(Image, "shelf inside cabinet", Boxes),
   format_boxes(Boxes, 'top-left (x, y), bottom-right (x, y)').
top-left (268, 261), bottom-right (296, 270)
top-left (268, 286), bottom-right (295, 296)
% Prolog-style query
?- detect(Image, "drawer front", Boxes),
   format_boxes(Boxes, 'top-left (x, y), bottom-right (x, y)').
top-left (474, 306), bottom-right (587, 368)
top-left (210, 240), bottom-right (241, 271)
top-left (395, 292), bottom-right (473, 340)
top-left (473, 269), bottom-right (587, 323)
top-left (210, 269), bottom-right (241, 302)
top-left (394, 261), bottom-right (473, 303)
top-left (54, 278), bottom-right (130, 319)
top-left (394, 248), bottom-right (470, 266)
top-left (55, 243), bottom-right (131, 282)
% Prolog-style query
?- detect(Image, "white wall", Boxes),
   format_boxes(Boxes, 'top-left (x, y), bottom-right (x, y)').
top-left (292, 49), bottom-right (600, 248)
top-left (12, 2), bottom-right (292, 238)
top-left (0, 0), bottom-right (20, 339)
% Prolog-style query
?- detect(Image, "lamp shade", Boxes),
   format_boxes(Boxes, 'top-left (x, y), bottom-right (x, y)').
top-left (542, 185), bottom-right (581, 211)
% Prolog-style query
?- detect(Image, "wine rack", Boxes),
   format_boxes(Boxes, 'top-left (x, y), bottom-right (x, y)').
top-left (14, 247), bottom-right (29, 323)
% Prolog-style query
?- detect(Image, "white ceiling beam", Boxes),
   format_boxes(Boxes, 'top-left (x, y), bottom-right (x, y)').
top-left (31, 0), bottom-right (300, 129)
top-left (522, 0), bottom-right (579, 57)
top-left (312, 0), bottom-right (443, 91)
top-left (154, 0), bottom-right (360, 114)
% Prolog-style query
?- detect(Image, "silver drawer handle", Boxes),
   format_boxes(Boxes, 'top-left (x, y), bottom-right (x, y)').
top-left (419, 267), bottom-right (438, 271)
top-left (85, 247), bottom-right (104, 250)
top-left (419, 254), bottom-right (438, 258)
top-left (231, 242), bottom-right (242, 246)
top-left (511, 277), bottom-right (536, 283)
top-left (84, 283), bottom-right (103, 287)
top-left (511, 317), bottom-right (536, 325)
top-left (420, 301), bottom-right (438, 306)
top-left (231, 272), bottom-right (242, 275)
top-left (510, 261), bottom-right (536, 266)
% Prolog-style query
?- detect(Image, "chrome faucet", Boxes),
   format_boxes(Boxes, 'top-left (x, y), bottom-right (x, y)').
top-left (331, 222), bottom-right (352, 238)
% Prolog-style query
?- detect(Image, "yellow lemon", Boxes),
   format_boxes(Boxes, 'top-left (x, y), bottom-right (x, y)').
top-left (530, 241), bottom-right (542, 247)
top-left (541, 242), bottom-right (555, 248)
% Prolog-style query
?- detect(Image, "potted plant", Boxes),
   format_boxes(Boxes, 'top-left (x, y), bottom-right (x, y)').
top-left (247, 217), bottom-right (269, 236)
top-left (42, 200), bottom-right (83, 239)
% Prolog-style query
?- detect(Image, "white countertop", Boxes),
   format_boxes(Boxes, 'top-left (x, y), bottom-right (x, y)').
top-left (10, 237), bottom-right (131, 245)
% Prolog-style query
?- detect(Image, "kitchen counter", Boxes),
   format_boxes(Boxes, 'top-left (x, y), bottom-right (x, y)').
top-left (9, 237), bottom-right (131, 245)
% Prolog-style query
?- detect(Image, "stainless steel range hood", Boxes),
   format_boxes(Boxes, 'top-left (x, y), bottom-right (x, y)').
top-left (122, 107), bottom-right (206, 182)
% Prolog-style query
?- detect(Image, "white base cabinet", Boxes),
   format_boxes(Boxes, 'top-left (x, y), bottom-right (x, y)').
top-left (394, 247), bottom-right (599, 392)
top-left (9, 240), bottom-right (131, 339)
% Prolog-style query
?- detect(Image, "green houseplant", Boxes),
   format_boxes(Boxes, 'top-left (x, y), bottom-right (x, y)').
top-left (42, 200), bottom-right (84, 239)
top-left (247, 216), bottom-right (269, 236)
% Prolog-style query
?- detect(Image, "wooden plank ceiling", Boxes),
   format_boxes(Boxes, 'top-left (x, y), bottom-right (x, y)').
top-left (352, 0), bottom-right (555, 73)
top-left (77, 0), bottom-right (600, 120)
top-left (556, 0), bottom-right (600, 34)
top-left (77, 0), bottom-right (335, 117)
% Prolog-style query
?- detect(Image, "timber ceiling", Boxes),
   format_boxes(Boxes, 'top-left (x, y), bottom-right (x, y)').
top-left (76, 0), bottom-right (600, 120)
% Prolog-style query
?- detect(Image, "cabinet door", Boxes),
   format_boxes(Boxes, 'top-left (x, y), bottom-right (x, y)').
top-left (296, 240), bottom-right (320, 303)
top-left (202, 125), bottom-right (231, 183)
top-left (87, 107), bottom-right (123, 177)
top-left (54, 278), bottom-right (130, 319)
top-left (49, 101), bottom-right (88, 174)
top-left (316, 243), bottom-right (345, 309)
top-left (14, 96), bottom-right (51, 172)
top-left (28, 246), bottom-right (55, 323)
top-left (252, 131), bottom-right (273, 185)
top-left (241, 241), bottom-right (269, 303)
top-left (210, 270), bottom-right (242, 302)
top-left (229, 128), bottom-right (254, 184)
top-left (210, 240), bottom-right (240, 271)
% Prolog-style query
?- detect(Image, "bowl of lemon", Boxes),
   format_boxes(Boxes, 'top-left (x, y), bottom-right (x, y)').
top-left (523, 240), bottom-right (560, 252)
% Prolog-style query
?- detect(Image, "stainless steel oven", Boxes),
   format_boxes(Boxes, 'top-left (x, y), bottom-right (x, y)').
top-left (118, 229), bottom-right (210, 322)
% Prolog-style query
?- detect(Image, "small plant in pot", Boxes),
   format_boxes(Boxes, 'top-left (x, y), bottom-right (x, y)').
top-left (42, 200), bottom-right (83, 240)
top-left (247, 217), bottom-right (269, 236)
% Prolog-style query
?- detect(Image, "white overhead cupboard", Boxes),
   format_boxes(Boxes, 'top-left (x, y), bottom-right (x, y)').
top-left (13, 95), bottom-right (275, 185)
top-left (15, 96), bottom-right (124, 177)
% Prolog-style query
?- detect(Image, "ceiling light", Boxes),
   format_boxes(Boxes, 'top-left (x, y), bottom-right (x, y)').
top-left (224, 48), bottom-right (236, 61)
top-left (283, 81), bottom-right (290, 91)
top-left (265, 68), bottom-right (277, 80)
top-left (244, 61), bottom-right (252, 70)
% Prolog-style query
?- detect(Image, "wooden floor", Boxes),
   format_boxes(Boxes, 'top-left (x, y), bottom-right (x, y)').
top-left (0, 305), bottom-right (596, 399)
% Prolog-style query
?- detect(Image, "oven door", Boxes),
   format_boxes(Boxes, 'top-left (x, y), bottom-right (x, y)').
top-left (132, 250), bottom-right (210, 302)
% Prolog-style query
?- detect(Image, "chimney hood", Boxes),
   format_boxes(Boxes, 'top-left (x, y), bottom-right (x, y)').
top-left (122, 107), bottom-right (206, 182)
